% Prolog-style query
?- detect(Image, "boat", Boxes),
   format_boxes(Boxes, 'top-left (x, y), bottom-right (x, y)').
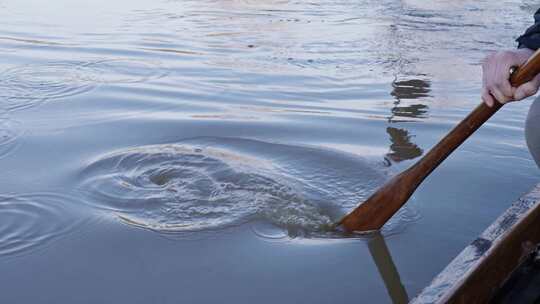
top-left (411, 183), bottom-right (540, 303)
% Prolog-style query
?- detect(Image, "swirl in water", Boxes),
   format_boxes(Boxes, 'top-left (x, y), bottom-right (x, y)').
top-left (81, 144), bottom-right (333, 233)
top-left (80, 137), bottom-right (419, 238)
top-left (0, 193), bottom-right (90, 258)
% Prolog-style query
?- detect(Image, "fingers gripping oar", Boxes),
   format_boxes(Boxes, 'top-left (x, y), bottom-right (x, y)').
top-left (338, 49), bottom-right (540, 233)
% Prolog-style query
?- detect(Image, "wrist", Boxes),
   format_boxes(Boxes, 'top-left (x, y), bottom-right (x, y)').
top-left (515, 48), bottom-right (535, 61)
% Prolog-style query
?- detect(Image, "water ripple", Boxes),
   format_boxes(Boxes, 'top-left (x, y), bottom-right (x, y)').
top-left (79, 137), bottom-right (419, 238)
top-left (0, 192), bottom-right (90, 258)
top-left (0, 59), bottom-right (166, 111)
top-left (80, 142), bottom-right (333, 234)
top-left (78, 59), bottom-right (166, 84)
top-left (0, 62), bottom-right (96, 111)
top-left (0, 116), bottom-right (22, 159)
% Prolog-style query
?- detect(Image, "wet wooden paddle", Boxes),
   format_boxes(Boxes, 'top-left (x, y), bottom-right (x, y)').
top-left (339, 49), bottom-right (540, 232)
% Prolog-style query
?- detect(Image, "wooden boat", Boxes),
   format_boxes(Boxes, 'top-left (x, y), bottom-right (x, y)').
top-left (411, 183), bottom-right (540, 303)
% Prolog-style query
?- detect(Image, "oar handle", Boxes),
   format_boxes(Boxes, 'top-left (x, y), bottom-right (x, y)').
top-left (338, 49), bottom-right (540, 232)
top-left (408, 49), bottom-right (540, 184)
top-left (510, 49), bottom-right (540, 86)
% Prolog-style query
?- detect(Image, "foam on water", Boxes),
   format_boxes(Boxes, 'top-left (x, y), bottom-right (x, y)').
top-left (80, 137), bottom-right (419, 238)
top-left (0, 193), bottom-right (90, 258)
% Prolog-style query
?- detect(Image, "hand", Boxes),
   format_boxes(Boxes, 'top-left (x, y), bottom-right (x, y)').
top-left (482, 48), bottom-right (540, 107)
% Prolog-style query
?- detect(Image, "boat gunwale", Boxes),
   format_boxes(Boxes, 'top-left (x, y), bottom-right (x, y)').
top-left (411, 183), bottom-right (540, 303)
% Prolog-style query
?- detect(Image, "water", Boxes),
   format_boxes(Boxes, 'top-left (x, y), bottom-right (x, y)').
top-left (0, 0), bottom-right (538, 303)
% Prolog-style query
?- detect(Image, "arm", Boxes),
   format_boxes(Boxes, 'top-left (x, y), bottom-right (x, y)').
top-left (482, 9), bottom-right (540, 107)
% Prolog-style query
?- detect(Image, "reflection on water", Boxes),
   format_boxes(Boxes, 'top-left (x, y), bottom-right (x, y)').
top-left (385, 77), bottom-right (430, 162)
top-left (386, 127), bottom-right (423, 162)
top-left (390, 103), bottom-right (429, 121)
top-left (382, 2), bottom-right (433, 164)
top-left (391, 79), bottom-right (431, 100)
top-left (389, 77), bottom-right (431, 122)
top-left (369, 232), bottom-right (409, 304)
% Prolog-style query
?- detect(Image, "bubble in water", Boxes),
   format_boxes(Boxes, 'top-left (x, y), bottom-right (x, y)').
top-left (79, 137), bottom-right (419, 238)
top-left (0, 193), bottom-right (90, 258)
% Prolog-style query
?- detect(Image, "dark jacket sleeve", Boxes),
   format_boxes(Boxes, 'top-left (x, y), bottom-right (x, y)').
top-left (517, 8), bottom-right (540, 50)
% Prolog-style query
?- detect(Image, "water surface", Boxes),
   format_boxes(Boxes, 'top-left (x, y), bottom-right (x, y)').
top-left (0, 0), bottom-right (538, 303)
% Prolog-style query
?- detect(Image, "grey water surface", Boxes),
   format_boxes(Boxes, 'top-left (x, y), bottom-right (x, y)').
top-left (0, 0), bottom-right (539, 303)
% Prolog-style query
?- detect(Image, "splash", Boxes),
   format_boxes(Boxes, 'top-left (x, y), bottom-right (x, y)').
top-left (80, 137), bottom-right (418, 238)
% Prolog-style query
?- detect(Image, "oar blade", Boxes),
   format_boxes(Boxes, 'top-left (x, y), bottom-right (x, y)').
top-left (339, 172), bottom-right (416, 232)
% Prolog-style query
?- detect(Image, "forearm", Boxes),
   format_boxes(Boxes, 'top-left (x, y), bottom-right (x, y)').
top-left (513, 48), bottom-right (535, 61)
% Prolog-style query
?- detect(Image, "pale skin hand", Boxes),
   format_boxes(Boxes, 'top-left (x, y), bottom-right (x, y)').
top-left (482, 48), bottom-right (540, 107)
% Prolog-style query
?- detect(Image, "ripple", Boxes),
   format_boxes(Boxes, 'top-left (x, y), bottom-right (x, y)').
top-left (78, 59), bottom-right (166, 84)
top-left (251, 221), bottom-right (289, 241)
top-left (0, 193), bottom-right (90, 258)
top-left (80, 142), bottom-right (334, 234)
top-left (80, 137), bottom-right (419, 238)
top-left (0, 117), bottom-right (23, 159)
top-left (0, 59), bottom-right (165, 111)
top-left (0, 62), bottom-right (96, 111)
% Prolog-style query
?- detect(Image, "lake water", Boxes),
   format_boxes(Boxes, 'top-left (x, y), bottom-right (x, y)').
top-left (0, 0), bottom-right (539, 303)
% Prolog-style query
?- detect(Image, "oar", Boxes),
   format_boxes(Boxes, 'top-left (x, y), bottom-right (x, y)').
top-left (368, 232), bottom-right (409, 304)
top-left (338, 49), bottom-right (540, 232)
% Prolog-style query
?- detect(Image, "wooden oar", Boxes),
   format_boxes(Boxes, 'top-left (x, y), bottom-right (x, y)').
top-left (338, 49), bottom-right (540, 232)
top-left (368, 232), bottom-right (408, 304)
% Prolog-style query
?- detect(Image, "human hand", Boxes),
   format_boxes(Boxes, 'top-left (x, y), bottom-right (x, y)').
top-left (482, 48), bottom-right (540, 107)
